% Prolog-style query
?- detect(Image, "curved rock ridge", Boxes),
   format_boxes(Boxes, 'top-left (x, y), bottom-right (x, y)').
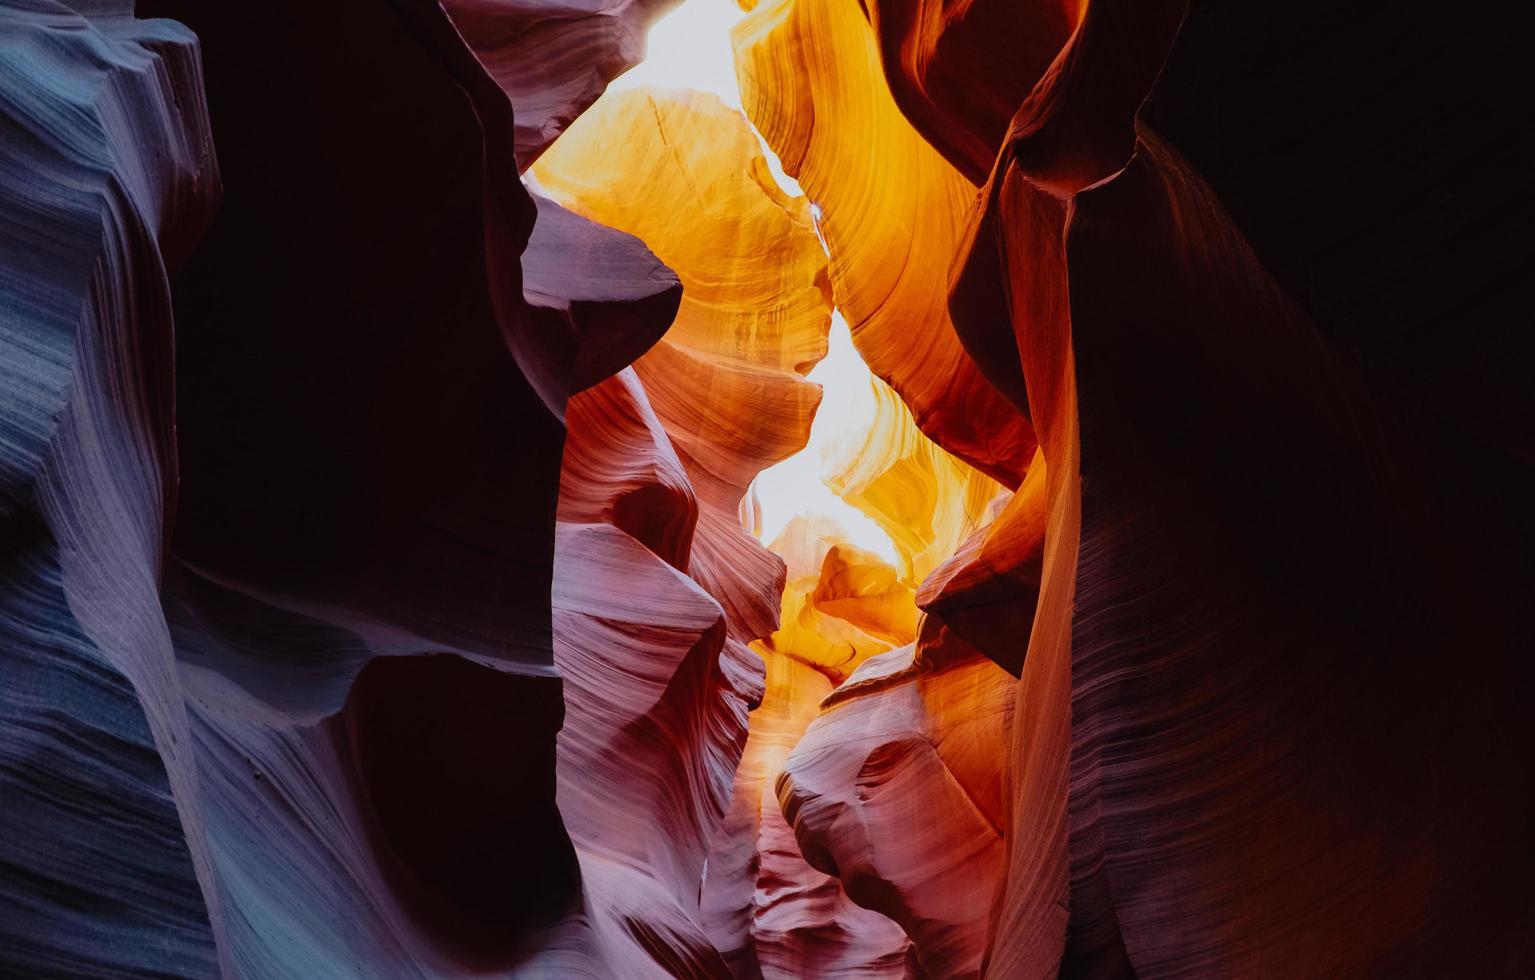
top-left (532, 356), bottom-right (781, 976)
top-left (3, 0), bottom-right (704, 973)
top-left (860, 0), bottom-right (1084, 183)
top-left (811, 543), bottom-right (919, 647)
top-left (852, 0), bottom-right (1534, 974)
top-left (559, 366), bottom-right (697, 567)
top-left (142, 0), bottom-right (567, 664)
top-left (523, 191), bottom-right (683, 399)
top-left (548, 522), bottom-right (746, 977)
top-left (822, 372), bottom-right (1005, 587)
top-left (1, 5), bottom-right (224, 974)
top-left (778, 627), bottom-right (1016, 979)
top-left (129, 1), bottom-right (597, 963)
top-left (756, 515), bottom-right (919, 687)
top-left (703, 640), bottom-right (917, 980)
top-left (533, 85), bottom-right (834, 644)
top-left (442, 0), bottom-right (676, 169)
top-left (703, 517), bottom-right (919, 978)
top-left (916, 448), bottom-right (1047, 676)
top-left (733, 0), bottom-right (1035, 487)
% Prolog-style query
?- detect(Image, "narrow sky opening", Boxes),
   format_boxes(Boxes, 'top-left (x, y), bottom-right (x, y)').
top-left (753, 314), bottom-right (899, 562)
top-left (612, 0), bottom-right (897, 563)
top-left (611, 0), bottom-right (806, 198)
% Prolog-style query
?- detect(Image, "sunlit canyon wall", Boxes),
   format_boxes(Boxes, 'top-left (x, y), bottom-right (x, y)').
top-left (1, 0), bottom-right (1529, 978)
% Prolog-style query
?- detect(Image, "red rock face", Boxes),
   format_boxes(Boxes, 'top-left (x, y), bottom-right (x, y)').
top-left (778, 627), bottom-right (1016, 979)
top-left (3, 0), bottom-right (1528, 975)
top-left (874, 0), bottom-right (1535, 975)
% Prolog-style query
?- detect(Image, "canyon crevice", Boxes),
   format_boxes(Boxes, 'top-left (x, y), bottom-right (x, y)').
top-left (2, 0), bottom-right (1529, 977)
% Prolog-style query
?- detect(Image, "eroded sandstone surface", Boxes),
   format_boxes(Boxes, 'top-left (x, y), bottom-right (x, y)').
top-left (2, 0), bottom-right (1528, 977)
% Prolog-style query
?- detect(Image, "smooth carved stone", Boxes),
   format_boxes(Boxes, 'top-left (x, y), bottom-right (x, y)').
top-left (535, 85), bottom-right (833, 646)
top-left (711, 634), bottom-right (917, 980)
top-left (822, 373), bottom-right (1005, 586)
top-left (539, 98), bottom-right (857, 965)
top-left (929, 0), bottom-right (1534, 974)
top-left (779, 635), bottom-right (1016, 979)
top-left (917, 448), bottom-right (1048, 676)
top-left (1, 5), bottom-right (223, 974)
top-left (547, 522), bottom-right (754, 977)
top-left (756, 516), bottom-right (915, 686)
top-left (734, 0), bottom-right (1036, 487)
top-left (560, 368), bottom-right (698, 569)
top-left (811, 544), bottom-right (919, 646)
top-left (443, 0), bottom-right (675, 168)
top-left (143, 0), bottom-right (569, 664)
top-left (936, 0), bottom-right (1163, 966)
top-left (699, 514), bottom-right (920, 978)
top-left (523, 192), bottom-right (682, 398)
top-left (859, 0), bottom-right (1082, 183)
top-left (547, 290), bottom-right (785, 974)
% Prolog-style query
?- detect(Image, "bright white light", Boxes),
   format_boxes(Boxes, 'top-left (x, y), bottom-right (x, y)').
top-left (611, 1), bottom-right (745, 108)
top-left (753, 314), bottom-right (899, 564)
top-left (611, 0), bottom-right (805, 197)
top-left (616, 0), bottom-right (897, 565)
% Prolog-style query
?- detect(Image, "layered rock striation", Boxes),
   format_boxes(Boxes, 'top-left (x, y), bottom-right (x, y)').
top-left (2, 0), bottom-right (1529, 976)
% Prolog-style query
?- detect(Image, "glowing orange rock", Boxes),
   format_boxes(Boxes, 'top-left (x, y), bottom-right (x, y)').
top-left (811, 544), bottom-right (919, 647)
top-left (733, 0), bottom-right (1036, 486)
top-left (536, 87), bottom-right (886, 974)
top-left (917, 448), bottom-right (1048, 675)
top-left (535, 86), bottom-right (833, 644)
top-left (757, 515), bottom-right (917, 684)
top-left (822, 374), bottom-right (1005, 587)
top-left (702, 517), bottom-right (918, 978)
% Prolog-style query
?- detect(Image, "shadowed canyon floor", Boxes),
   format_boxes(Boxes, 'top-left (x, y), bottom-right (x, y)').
top-left (1, 0), bottom-right (1530, 977)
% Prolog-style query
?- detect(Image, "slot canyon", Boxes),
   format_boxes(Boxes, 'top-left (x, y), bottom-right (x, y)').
top-left (0, 0), bottom-right (1529, 977)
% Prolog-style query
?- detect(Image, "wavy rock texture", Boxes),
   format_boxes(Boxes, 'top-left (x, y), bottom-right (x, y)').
top-left (518, 363), bottom-right (765, 977)
top-left (757, 515), bottom-right (919, 686)
top-left (916, 449), bottom-right (1047, 676)
top-left (860, 0), bottom-right (1082, 183)
top-left (1, 5), bottom-right (223, 974)
top-left (702, 516), bottom-right (919, 979)
top-left (779, 626), bottom-right (1016, 979)
top-left (822, 375), bottom-right (1005, 586)
top-left (546, 519), bottom-right (746, 977)
top-left (442, 0), bottom-right (676, 169)
top-left (6, 0), bottom-right (1530, 974)
top-left (523, 192), bottom-right (682, 398)
top-left (1, 0), bottom-right (656, 973)
top-left (733, 0), bottom-right (1035, 487)
top-left (534, 85), bottom-right (832, 646)
top-left (861, 0), bottom-right (1534, 975)
top-left (531, 80), bottom-right (933, 976)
